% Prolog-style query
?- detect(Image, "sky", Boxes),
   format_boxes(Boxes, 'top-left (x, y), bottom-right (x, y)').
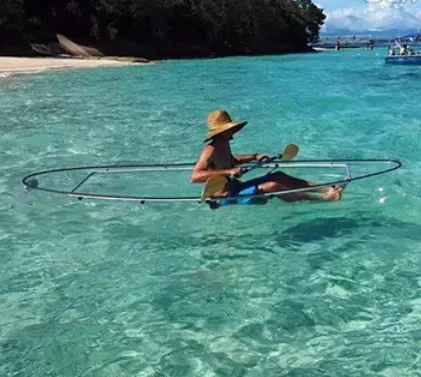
top-left (316, 0), bottom-right (421, 33)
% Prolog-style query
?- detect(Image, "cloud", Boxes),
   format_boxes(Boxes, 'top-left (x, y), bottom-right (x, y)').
top-left (323, 3), bottom-right (421, 32)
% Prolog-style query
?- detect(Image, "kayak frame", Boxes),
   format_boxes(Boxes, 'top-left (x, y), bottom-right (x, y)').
top-left (22, 159), bottom-right (401, 205)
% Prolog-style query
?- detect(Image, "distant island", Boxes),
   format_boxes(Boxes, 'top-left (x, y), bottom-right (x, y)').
top-left (0, 0), bottom-right (326, 60)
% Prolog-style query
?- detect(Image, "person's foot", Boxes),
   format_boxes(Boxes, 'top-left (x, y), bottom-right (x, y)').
top-left (323, 186), bottom-right (344, 201)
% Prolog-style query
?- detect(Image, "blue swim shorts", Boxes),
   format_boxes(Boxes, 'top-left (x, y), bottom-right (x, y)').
top-left (218, 175), bottom-right (271, 206)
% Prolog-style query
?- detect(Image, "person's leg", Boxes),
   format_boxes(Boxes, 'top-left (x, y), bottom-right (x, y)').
top-left (256, 172), bottom-right (343, 202)
top-left (267, 171), bottom-right (332, 193)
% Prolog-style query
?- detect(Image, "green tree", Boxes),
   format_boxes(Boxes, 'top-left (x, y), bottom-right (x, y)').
top-left (1, 0), bottom-right (326, 57)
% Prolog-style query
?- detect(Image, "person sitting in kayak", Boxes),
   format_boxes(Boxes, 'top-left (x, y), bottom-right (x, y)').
top-left (190, 109), bottom-right (343, 205)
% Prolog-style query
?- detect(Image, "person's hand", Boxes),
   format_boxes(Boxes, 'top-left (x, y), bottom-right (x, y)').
top-left (229, 167), bottom-right (244, 178)
top-left (255, 154), bottom-right (270, 162)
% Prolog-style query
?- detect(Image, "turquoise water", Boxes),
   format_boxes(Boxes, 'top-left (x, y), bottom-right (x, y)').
top-left (1, 48), bottom-right (421, 376)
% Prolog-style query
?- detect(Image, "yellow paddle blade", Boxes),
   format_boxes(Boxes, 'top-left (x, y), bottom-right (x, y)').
top-left (281, 144), bottom-right (299, 161)
top-left (200, 176), bottom-right (229, 201)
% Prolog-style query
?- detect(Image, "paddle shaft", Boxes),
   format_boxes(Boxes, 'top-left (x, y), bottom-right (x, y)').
top-left (238, 156), bottom-right (278, 176)
top-left (231, 144), bottom-right (298, 179)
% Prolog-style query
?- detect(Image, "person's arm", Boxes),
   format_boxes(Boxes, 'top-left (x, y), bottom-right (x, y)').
top-left (190, 146), bottom-right (241, 183)
top-left (233, 153), bottom-right (270, 165)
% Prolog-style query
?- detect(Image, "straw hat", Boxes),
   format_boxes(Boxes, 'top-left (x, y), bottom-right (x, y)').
top-left (205, 110), bottom-right (247, 142)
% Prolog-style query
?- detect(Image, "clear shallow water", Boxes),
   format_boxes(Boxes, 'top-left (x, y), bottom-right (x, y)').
top-left (1, 48), bottom-right (421, 376)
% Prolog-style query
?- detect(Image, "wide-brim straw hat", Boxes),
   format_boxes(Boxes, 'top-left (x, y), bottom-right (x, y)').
top-left (204, 110), bottom-right (247, 142)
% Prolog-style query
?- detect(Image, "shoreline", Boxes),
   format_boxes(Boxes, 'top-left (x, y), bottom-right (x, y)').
top-left (0, 57), bottom-right (154, 77)
top-left (0, 34), bottom-right (319, 77)
top-left (0, 47), bottom-right (319, 78)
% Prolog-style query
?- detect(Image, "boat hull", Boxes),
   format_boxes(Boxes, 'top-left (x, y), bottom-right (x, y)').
top-left (385, 55), bottom-right (421, 65)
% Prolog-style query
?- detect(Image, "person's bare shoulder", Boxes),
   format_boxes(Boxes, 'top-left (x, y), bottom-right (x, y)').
top-left (191, 144), bottom-right (215, 182)
top-left (202, 144), bottom-right (215, 156)
top-left (193, 145), bottom-right (214, 171)
top-left (197, 144), bottom-right (214, 165)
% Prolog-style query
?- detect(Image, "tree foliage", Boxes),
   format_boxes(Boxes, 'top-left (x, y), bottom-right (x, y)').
top-left (0, 0), bottom-right (326, 57)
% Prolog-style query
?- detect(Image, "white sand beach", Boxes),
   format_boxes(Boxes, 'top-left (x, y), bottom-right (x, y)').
top-left (0, 57), bottom-right (137, 76)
